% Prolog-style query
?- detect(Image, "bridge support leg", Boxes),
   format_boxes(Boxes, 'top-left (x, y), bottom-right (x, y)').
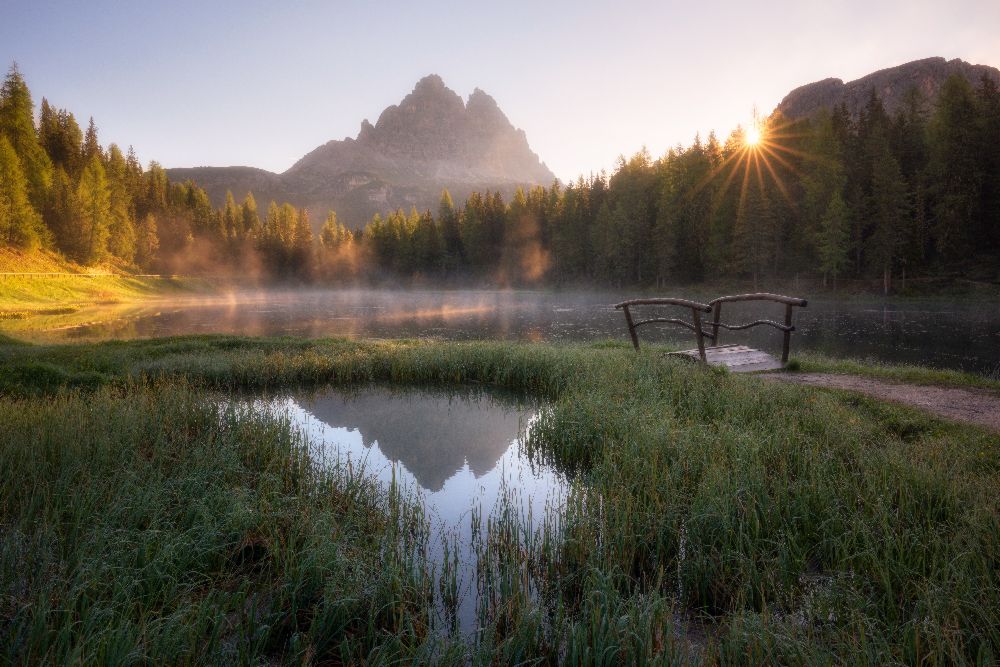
top-left (692, 308), bottom-right (707, 362)
top-left (781, 303), bottom-right (793, 364)
top-left (623, 306), bottom-right (640, 350)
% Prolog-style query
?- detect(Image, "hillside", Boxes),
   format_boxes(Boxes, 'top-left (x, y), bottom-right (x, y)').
top-left (167, 75), bottom-right (555, 228)
top-left (776, 57), bottom-right (1000, 119)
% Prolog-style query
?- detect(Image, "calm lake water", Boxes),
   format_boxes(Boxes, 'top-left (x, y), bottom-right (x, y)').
top-left (267, 385), bottom-right (565, 634)
top-left (11, 288), bottom-right (1000, 375)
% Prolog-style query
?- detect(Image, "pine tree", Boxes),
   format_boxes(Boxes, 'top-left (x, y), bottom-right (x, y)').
top-left (0, 64), bottom-right (53, 207)
top-left (44, 166), bottom-right (83, 256)
top-left (927, 74), bottom-right (982, 262)
top-left (76, 155), bottom-right (112, 264)
top-left (240, 192), bottom-right (261, 239)
top-left (105, 144), bottom-right (137, 262)
top-left (82, 117), bottom-right (102, 164)
top-left (869, 137), bottom-right (908, 294)
top-left (0, 136), bottom-right (46, 248)
top-left (438, 189), bottom-right (463, 274)
top-left (292, 208), bottom-right (314, 280)
top-left (222, 191), bottom-right (240, 240)
top-left (818, 191), bottom-right (850, 289)
top-left (135, 213), bottom-right (159, 267)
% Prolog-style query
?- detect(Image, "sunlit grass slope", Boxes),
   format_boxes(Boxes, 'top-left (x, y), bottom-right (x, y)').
top-left (1, 336), bottom-right (997, 664)
top-left (0, 248), bottom-right (197, 323)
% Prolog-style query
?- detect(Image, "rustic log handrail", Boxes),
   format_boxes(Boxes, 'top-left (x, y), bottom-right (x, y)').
top-left (707, 293), bottom-right (809, 363)
top-left (615, 293), bottom-right (808, 365)
top-left (614, 298), bottom-right (713, 360)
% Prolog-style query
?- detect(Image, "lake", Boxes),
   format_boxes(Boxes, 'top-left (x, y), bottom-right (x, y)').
top-left (8, 288), bottom-right (1000, 375)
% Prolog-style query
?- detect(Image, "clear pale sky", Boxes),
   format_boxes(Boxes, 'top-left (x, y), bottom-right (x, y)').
top-left (3, 0), bottom-right (998, 181)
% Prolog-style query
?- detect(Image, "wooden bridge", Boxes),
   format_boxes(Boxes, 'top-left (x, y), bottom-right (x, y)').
top-left (614, 293), bottom-right (808, 372)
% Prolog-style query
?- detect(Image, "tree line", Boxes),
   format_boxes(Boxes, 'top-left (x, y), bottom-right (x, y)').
top-left (2, 63), bottom-right (998, 291)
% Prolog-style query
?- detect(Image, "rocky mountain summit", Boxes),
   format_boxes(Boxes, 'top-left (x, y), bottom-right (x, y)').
top-left (168, 75), bottom-right (554, 227)
top-left (776, 57), bottom-right (1000, 119)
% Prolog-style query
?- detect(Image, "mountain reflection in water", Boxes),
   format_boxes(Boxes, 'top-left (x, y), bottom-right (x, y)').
top-left (296, 387), bottom-right (530, 491)
top-left (270, 385), bottom-right (567, 633)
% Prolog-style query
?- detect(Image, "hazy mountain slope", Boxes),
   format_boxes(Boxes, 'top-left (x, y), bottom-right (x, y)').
top-left (166, 75), bottom-right (555, 228)
top-left (776, 57), bottom-right (1000, 118)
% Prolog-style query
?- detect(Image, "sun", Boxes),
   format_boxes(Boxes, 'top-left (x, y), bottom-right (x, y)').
top-left (745, 124), bottom-right (762, 147)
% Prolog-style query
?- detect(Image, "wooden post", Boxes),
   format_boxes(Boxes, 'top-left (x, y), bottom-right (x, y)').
top-left (711, 302), bottom-right (722, 345)
top-left (781, 303), bottom-right (793, 364)
top-left (623, 305), bottom-right (640, 350)
top-left (692, 308), bottom-right (707, 362)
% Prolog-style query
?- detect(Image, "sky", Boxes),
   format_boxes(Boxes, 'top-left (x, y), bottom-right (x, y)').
top-left (3, 0), bottom-right (999, 182)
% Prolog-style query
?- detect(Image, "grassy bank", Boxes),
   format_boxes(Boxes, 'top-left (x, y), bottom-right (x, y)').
top-left (0, 248), bottom-right (198, 316)
top-left (1, 336), bottom-right (998, 664)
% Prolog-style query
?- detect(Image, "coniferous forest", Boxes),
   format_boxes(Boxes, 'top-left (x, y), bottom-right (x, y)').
top-left (2, 64), bottom-right (998, 291)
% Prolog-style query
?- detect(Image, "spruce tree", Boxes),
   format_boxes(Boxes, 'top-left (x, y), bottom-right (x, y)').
top-left (0, 136), bottom-right (46, 248)
top-left (928, 75), bottom-right (981, 262)
top-left (105, 144), bottom-right (137, 262)
top-left (135, 213), bottom-right (159, 267)
top-left (76, 155), bottom-right (112, 264)
top-left (818, 191), bottom-right (850, 289)
top-left (240, 192), bottom-right (260, 239)
top-left (82, 117), bottom-right (102, 164)
top-left (0, 64), bottom-right (53, 208)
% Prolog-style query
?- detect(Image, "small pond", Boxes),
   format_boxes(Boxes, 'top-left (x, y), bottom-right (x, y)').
top-left (265, 385), bottom-right (567, 634)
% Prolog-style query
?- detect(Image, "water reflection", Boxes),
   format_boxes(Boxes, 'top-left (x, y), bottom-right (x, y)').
top-left (7, 288), bottom-right (1000, 375)
top-left (269, 385), bottom-right (566, 633)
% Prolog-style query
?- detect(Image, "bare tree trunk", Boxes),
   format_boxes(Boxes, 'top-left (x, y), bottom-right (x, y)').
top-left (883, 266), bottom-right (891, 295)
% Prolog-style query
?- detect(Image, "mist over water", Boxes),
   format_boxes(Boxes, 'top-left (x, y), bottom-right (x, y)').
top-left (9, 288), bottom-right (1000, 375)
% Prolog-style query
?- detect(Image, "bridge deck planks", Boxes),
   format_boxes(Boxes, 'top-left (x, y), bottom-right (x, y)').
top-left (670, 344), bottom-right (784, 373)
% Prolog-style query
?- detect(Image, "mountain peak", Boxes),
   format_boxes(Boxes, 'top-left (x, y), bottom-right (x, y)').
top-left (169, 75), bottom-right (554, 227)
top-left (413, 73), bottom-right (447, 93)
top-left (776, 56), bottom-right (1000, 119)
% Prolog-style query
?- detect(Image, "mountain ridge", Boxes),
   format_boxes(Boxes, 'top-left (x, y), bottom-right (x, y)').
top-left (776, 56), bottom-right (1000, 119)
top-left (167, 75), bottom-right (554, 228)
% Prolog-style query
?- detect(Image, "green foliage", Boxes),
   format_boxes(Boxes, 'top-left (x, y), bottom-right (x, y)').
top-left (0, 136), bottom-right (46, 249)
top-left (3, 64), bottom-right (1000, 288)
top-left (75, 155), bottom-right (111, 264)
top-left (0, 64), bottom-right (52, 208)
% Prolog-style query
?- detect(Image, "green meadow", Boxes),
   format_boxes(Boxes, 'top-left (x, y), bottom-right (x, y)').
top-left (1, 336), bottom-right (997, 664)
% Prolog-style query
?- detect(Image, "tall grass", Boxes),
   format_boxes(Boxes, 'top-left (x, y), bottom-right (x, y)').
top-left (1, 336), bottom-right (998, 663)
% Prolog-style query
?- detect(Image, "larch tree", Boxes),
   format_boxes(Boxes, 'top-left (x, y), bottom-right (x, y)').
top-left (0, 63), bottom-right (53, 208)
top-left (76, 155), bottom-right (112, 264)
top-left (105, 144), bottom-right (137, 262)
top-left (0, 135), bottom-right (46, 248)
top-left (135, 212), bottom-right (159, 268)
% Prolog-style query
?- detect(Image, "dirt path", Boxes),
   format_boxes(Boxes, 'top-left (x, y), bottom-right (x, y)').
top-left (762, 373), bottom-right (1000, 432)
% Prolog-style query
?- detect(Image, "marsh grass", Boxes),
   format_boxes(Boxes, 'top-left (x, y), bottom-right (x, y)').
top-left (1, 336), bottom-right (998, 664)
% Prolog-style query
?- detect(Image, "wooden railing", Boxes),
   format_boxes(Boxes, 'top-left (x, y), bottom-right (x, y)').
top-left (615, 293), bottom-right (808, 363)
top-left (708, 293), bottom-right (808, 363)
top-left (614, 297), bottom-right (714, 360)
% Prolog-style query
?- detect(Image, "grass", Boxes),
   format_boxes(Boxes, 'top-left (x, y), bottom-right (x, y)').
top-left (1, 336), bottom-right (998, 664)
top-left (0, 247), bottom-right (200, 317)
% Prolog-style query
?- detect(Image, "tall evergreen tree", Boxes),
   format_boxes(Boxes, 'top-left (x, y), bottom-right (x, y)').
top-left (928, 75), bottom-right (982, 262)
top-left (76, 155), bottom-right (112, 264)
top-left (105, 144), bottom-right (137, 262)
top-left (0, 136), bottom-right (46, 248)
top-left (135, 213), bottom-right (159, 267)
top-left (0, 64), bottom-right (53, 207)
